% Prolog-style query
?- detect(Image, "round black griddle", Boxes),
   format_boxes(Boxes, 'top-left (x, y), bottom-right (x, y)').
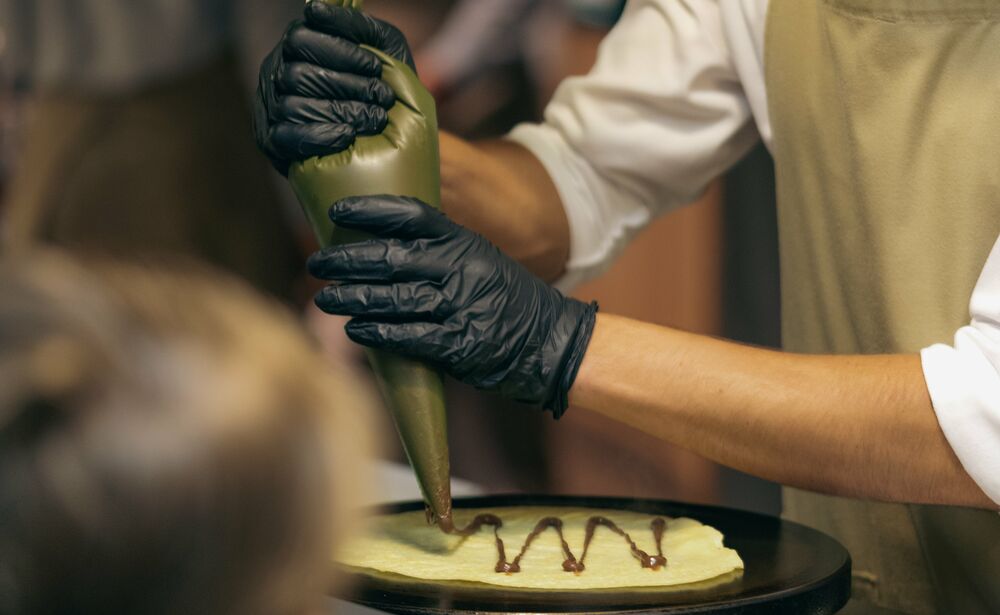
top-left (334, 494), bottom-right (851, 614)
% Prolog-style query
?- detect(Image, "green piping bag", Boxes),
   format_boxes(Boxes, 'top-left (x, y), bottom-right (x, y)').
top-left (289, 0), bottom-right (453, 528)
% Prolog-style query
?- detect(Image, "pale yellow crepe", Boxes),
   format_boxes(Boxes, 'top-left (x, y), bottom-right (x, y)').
top-left (337, 506), bottom-right (744, 590)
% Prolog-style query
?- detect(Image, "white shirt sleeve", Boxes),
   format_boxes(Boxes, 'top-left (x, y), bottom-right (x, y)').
top-left (922, 234), bottom-right (1000, 507)
top-left (507, 0), bottom-right (760, 290)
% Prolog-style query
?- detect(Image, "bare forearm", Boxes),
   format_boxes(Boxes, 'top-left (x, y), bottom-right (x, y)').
top-left (439, 132), bottom-right (569, 281)
top-left (572, 314), bottom-right (996, 509)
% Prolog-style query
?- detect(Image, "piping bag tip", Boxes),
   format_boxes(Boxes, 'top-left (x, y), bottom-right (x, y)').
top-left (426, 503), bottom-right (455, 534)
top-left (366, 350), bottom-right (453, 532)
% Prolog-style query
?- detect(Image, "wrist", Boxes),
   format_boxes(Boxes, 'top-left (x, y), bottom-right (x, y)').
top-left (545, 299), bottom-right (599, 418)
top-left (440, 135), bottom-right (570, 281)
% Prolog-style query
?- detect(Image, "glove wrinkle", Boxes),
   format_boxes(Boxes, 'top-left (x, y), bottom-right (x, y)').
top-left (304, 2), bottom-right (416, 71)
top-left (284, 24), bottom-right (383, 76)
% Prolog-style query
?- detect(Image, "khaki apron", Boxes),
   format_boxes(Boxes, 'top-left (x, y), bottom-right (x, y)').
top-left (765, 1), bottom-right (1000, 613)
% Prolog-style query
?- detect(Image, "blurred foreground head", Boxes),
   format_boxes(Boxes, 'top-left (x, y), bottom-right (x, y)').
top-left (0, 252), bottom-right (372, 615)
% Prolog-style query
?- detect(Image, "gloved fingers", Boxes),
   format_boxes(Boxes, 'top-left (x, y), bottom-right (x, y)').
top-left (328, 195), bottom-right (455, 239)
top-left (253, 13), bottom-right (390, 174)
top-left (277, 61), bottom-right (395, 108)
top-left (344, 320), bottom-right (453, 359)
top-left (254, 69), bottom-right (286, 174)
top-left (283, 22), bottom-right (382, 76)
top-left (268, 122), bottom-right (357, 161)
top-left (304, 1), bottom-right (416, 71)
top-left (308, 239), bottom-right (451, 283)
top-left (276, 97), bottom-right (388, 135)
top-left (315, 281), bottom-right (451, 319)
top-left (257, 46), bottom-right (285, 113)
top-left (276, 65), bottom-right (394, 109)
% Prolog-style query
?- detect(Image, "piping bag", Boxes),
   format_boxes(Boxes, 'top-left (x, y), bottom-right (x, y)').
top-left (288, 0), bottom-right (454, 531)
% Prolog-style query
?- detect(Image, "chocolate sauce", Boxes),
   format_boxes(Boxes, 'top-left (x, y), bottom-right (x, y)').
top-left (435, 511), bottom-right (668, 575)
top-left (652, 517), bottom-right (668, 561)
top-left (579, 516), bottom-right (668, 571)
top-left (503, 517), bottom-right (583, 573)
top-left (439, 512), bottom-right (510, 571)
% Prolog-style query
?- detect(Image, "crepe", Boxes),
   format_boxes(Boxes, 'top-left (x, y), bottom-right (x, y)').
top-left (337, 506), bottom-right (744, 590)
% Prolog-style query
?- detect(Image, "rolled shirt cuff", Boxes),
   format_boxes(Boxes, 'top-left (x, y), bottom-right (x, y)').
top-left (922, 339), bottom-right (1000, 507)
top-left (506, 122), bottom-right (648, 294)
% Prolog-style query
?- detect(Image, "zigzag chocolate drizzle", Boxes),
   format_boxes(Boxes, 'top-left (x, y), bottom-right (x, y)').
top-left (436, 512), bottom-right (668, 574)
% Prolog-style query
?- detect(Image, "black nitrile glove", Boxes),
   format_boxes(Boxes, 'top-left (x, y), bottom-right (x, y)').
top-left (254, 1), bottom-right (416, 175)
top-left (308, 196), bottom-right (598, 417)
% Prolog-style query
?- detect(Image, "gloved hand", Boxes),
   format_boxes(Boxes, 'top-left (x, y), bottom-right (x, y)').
top-left (255, 0), bottom-right (417, 175)
top-left (307, 196), bottom-right (598, 417)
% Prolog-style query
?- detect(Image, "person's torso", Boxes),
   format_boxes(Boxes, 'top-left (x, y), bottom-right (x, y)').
top-left (765, 0), bottom-right (1000, 613)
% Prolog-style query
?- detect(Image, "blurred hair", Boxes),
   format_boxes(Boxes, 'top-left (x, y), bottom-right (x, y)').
top-left (0, 251), bottom-right (372, 615)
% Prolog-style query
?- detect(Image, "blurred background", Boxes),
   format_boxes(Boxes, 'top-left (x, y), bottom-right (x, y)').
top-left (0, 0), bottom-right (781, 514)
